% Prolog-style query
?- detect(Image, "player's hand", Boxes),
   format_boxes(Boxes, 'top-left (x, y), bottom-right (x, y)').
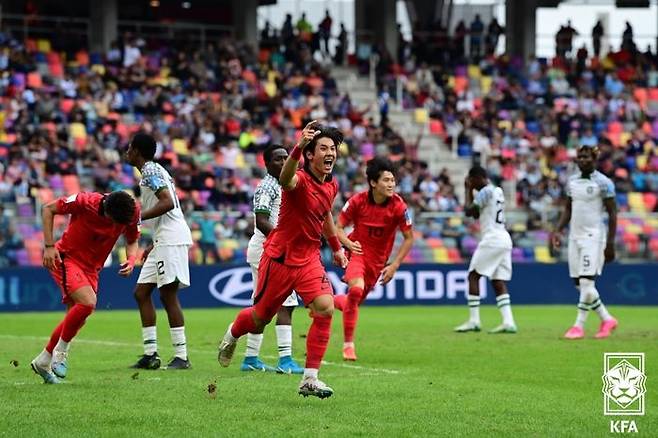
top-left (333, 249), bottom-right (348, 269)
top-left (118, 256), bottom-right (136, 277)
top-left (380, 262), bottom-right (399, 285)
top-left (346, 240), bottom-right (363, 255)
top-left (604, 242), bottom-right (616, 263)
top-left (298, 120), bottom-right (319, 149)
top-left (550, 230), bottom-right (563, 249)
top-left (141, 244), bottom-right (154, 262)
top-left (43, 247), bottom-right (62, 270)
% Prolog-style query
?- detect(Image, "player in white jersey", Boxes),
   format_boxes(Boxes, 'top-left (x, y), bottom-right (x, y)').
top-left (241, 144), bottom-right (303, 374)
top-left (455, 166), bottom-right (517, 334)
top-left (125, 133), bottom-right (193, 369)
top-left (550, 145), bottom-right (618, 339)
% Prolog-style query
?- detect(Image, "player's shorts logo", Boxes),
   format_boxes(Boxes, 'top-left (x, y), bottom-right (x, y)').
top-left (602, 353), bottom-right (646, 416)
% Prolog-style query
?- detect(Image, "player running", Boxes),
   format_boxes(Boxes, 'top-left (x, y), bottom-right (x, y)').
top-left (455, 166), bottom-right (517, 334)
top-left (31, 191), bottom-right (140, 383)
top-left (217, 121), bottom-right (348, 399)
top-left (241, 144), bottom-right (303, 374)
top-left (550, 145), bottom-right (618, 339)
top-left (125, 133), bottom-right (194, 369)
top-left (335, 157), bottom-right (414, 361)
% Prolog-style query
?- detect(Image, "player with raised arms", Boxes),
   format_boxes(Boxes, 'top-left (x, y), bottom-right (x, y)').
top-left (217, 121), bottom-right (348, 399)
top-left (335, 157), bottom-right (414, 361)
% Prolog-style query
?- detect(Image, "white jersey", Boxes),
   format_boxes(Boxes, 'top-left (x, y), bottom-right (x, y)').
top-left (246, 173), bottom-right (281, 265)
top-left (566, 170), bottom-right (615, 242)
top-left (139, 161), bottom-right (192, 247)
top-left (472, 183), bottom-right (512, 249)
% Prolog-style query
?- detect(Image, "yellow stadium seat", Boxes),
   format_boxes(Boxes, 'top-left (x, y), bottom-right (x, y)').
top-left (172, 138), bottom-right (189, 155)
top-left (433, 248), bottom-right (449, 263)
top-left (191, 230), bottom-right (202, 241)
top-left (625, 224), bottom-right (643, 235)
top-left (619, 132), bottom-right (632, 147)
top-left (480, 76), bottom-right (492, 94)
top-left (534, 246), bottom-right (555, 263)
top-left (414, 108), bottom-right (428, 124)
top-left (636, 155), bottom-right (648, 170)
top-left (627, 192), bottom-right (645, 213)
top-left (37, 39), bottom-right (51, 52)
top-left (468, 65), bottom-right (481, 79)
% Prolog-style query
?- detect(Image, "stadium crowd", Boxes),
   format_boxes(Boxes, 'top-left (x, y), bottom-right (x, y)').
top-left (1, 13), bottom-right (657, 267)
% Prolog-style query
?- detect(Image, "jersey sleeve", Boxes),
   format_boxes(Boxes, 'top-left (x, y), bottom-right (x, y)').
top-left (141, 165), bottom-right (168, 194)
top-left (597, 176), bottom-right (616, 199)
top-left (288, 169), bottom-right (308, 192)
top-left (473, 186), bottom-right (493, 208)
top-left (253, 184), bottom-right (277, 215)
top-left (56, 192), bottom-right (87, 215)
top-left (397, 203), bottom-right (413, 232)
top-left (339, 195), bottom-right (358, 226)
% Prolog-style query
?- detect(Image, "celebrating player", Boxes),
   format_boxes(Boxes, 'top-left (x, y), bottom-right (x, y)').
top-left (31, 191), bottom-right (140, 383)
top-left (335, 157), bottom-right (414, 361)
top-left (241, 144), bottom-right (303, 374)
top-left (550, 145), bottom-right (618, 339)
top-left (125, 133), bottom-right (194, 369)
top-left (217, 121), bottom-right (348, 399)
top-left (455, 166), bottom-right (517, 334)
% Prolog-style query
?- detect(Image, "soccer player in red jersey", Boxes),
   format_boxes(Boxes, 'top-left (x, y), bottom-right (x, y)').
top-left (30, 191), bottom-right (140, 384)
top-left (335, 157), bottom-right (414, 361)
top-left (218, 121), bottom-right (348, 399)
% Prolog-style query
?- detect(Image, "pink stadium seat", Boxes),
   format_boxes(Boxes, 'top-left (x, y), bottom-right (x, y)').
top-left (643, 193), bottom-right (657, 211)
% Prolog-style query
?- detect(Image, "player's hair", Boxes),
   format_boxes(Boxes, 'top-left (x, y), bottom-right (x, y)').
top-left (131, 132), bottom-right (157, 161)
top-left (468, 165), bottom-right (488, 180)
top-left (305, 125), bottom-right (344, 156)
top-left (104, 191), bottom-right (136, 225)
top-left (577, 144), bottom-right (599, 158)
top-left (264, 144), bottom-right (286, 164)
top-left (366, 157), bottom-right (397, 184)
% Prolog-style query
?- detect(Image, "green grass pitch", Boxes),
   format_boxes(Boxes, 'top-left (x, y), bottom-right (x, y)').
top-left (1, 306), bottom-right (656, 437)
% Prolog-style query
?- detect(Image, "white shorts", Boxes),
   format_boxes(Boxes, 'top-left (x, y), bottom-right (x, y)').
top-left (250, 264), bottom-right (299, 307)
top-left (568, 239), bottom-right (604, 278)
top-left (138, 245), bottom-right (191, 289)
top-left (468, 245), bottom-right (512, 281)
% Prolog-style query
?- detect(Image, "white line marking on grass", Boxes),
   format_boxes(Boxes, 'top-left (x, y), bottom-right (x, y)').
top-left (0, 335), bottom-right (404, 376)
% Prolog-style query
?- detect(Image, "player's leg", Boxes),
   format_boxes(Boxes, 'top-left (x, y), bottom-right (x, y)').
top-left (241, 264), bottom-right (276, 372)
top-left (218, 255), bottom-right (292, 367)
top-left (275, 294), bottom-right (303, 374)
top-left (133, 249), bottom-right (161, 368)
top-left (488, 249), bottom-right (517, 334)
top-left (580, 277), bottom-right (617, 338)
top-left (159, 281), bottom-right (191, 369)
top-left (454, 269), bottom-right (482, 332)
top-left (33, 302), bottom-right (73, 383)
top-left (564, 240), bottom-right (587, 339)
top-left (341, 277), bottom-right (364, 361)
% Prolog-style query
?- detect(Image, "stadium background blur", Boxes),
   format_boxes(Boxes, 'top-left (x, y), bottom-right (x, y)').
top-left (0, 0), bottom-right (657, 272)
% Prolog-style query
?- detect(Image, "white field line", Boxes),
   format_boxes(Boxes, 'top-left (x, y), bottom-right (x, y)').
top-left (0, 334), bottom-right (402, 375)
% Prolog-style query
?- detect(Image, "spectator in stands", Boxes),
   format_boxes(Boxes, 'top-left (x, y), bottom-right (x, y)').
top-left (592, 20), bottom-right (604, 58)
top-left (486, 18), bottom-right (504, 56)
top-left (318, 10), bottom-right (332, 56)
top-left (469, 15), bottom-right (484, 61)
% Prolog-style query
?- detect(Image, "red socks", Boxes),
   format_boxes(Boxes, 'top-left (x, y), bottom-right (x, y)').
top-left (333, 294), bottom-right (346, 311)
top-left (231, 307), bottom-right (260, 337)
top-left (343, 286), bottom-right (364, 343)
top-left (305, 312), bottom-right (332, 369)
top-left (46, 320), bottom-right (66, 353)
top-left (61, 303), bottom-right (95, 342)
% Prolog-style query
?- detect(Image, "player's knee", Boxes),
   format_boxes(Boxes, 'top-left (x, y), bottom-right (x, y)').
top-left (468, 270), bottom-right (480, 283)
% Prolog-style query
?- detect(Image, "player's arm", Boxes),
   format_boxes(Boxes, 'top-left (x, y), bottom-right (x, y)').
top-left (323, 212), bottom-right (348, 268)
top-left (255, 212), bottom-right (274, 236)
top-left (119, 219), bottom-right (141, 277)
top-left (336, 215), bottom-right (362, 255)
top-left (41, 200), bottom-right (63, 270)
top-left (141, 188), bottom-right (175, 221)
top-left (550, 197), bottom-right (572, 249)
top-left (603, 197), bottom-right (617, 263)
top-left (280, 120), bottom-right (319, 190)
top-left (380, 228), bottom-right (414, 285)
top-left (463, 179), bottom-right (480, 218)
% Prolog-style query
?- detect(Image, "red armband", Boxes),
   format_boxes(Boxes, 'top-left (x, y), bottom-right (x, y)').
top-left (328, 235), bottom-right (341, 253)
top-left (290, 145), bottom-right (302, 161)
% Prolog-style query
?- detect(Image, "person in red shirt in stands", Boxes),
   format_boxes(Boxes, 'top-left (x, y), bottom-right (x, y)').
top-left (30, 191), bottom-right (140, 384)
top-left (336, 157), bottom-right (415, 361)
top-left (217, 121), bottom-right (348, 399)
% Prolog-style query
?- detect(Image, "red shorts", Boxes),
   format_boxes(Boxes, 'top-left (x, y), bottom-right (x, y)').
top-left (48, 257), bottom-right (99, 305)
top-left (344, 254), bottom-right (382, 302)
top-left (253, 253), bottom-right (333, 321)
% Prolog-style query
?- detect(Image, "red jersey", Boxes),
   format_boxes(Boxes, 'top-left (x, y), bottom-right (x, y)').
top-left (55, 192), bottom-right (141, 272)
top-left (264, 169), bottom-right (339, 266)
top-left (338, 191), bottom-right (412, 268)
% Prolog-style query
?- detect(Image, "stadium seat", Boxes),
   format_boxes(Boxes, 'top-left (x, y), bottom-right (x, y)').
top-left (534, 246), bottom-right (554, 263)
top-left (643, 193), bottom-right (657, 211)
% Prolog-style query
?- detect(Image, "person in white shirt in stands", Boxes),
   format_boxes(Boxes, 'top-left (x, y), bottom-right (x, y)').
top-left (551, 145), bottom-right (618, 339)
top-left (455, 165), bottom-right (517, 334)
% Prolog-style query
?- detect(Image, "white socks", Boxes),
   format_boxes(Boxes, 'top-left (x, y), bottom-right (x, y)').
top-left (245, 333), bottom-right (264, 358)
top-left (304, 368), bottom-right (318, 380)
top-left (275, 325), bottom-right (292, 358)
top-left (170, 326), bottom-right (187, 360)
top-left (142, 326), bottom-right (157, 355)
top-left (575, 286), bottom-right (590, 328)
top-left (35, 349), bottom-right (52, 368)
top-left (467, 294), bottom-right (480, 324)
top-left (496, 294), bottom-right (515, 326)
top-left (580, 279), bottom-right (613, 321)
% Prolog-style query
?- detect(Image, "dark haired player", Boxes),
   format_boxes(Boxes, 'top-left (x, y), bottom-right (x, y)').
top-left (218, 121), bottom-right (348, 399)
top-left (125, 132), bottom-right (193, 369)
top-left (335, 157), bottom-right (414, 361)
top-left (241, 144), bottom-right (303, 374)
top-left (455, 166), bottom-right (517, 334)
top-left (31, 191), bottom-right (140, 383)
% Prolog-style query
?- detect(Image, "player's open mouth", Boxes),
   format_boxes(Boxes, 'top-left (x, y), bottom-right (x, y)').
top-left (323, 157), bottom-right (334, 170)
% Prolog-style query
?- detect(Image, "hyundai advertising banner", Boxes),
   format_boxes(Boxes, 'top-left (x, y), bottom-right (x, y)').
top-left (0, 263), bottom-right (656, 312)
